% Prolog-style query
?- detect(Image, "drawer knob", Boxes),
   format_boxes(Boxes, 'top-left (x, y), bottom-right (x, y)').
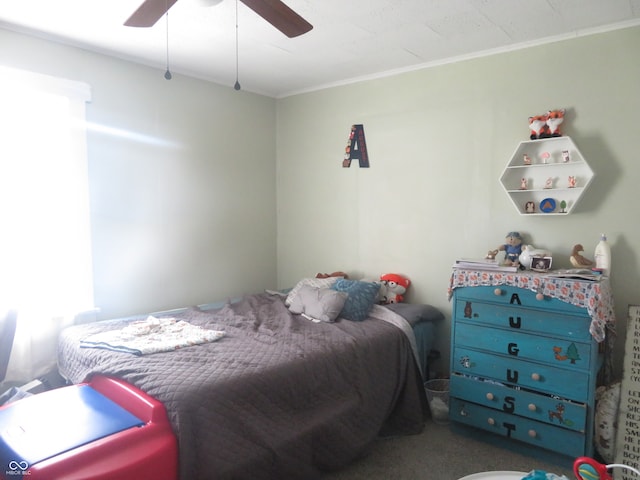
top-left (494, 288), bottom-right (503, 296)
top-left (487, 417), bottom-right (495, 425)
top-left (536, 293), bottom-right (544, 301)
top-left (531, 373), bottom-right (541, 381)
top-left (528, 403), bottom-right (537, 412)
top-left (528, 429), bottom-right (537, 438)
top-left (486, 392), bottom-right (494, 401)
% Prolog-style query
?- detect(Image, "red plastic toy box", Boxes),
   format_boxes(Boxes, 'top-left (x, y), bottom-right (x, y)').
top-left (0, 375), bottom-right (177, 480)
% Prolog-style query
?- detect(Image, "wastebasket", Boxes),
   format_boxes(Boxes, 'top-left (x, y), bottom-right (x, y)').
top-left (424, 378), bottom-right (449, 425)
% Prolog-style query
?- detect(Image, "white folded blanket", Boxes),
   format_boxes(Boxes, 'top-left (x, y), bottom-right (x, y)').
top-left (80, 316), bottom-right (225, 355)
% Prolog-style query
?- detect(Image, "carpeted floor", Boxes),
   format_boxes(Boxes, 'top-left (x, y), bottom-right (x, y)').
top-left (322, 419), bottom-right (576, 480)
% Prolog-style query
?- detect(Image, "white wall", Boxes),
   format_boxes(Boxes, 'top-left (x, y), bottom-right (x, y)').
top-left (276, 26), bottom-right (640, 377)
top-left (0, 28), bottom-right (278, 320)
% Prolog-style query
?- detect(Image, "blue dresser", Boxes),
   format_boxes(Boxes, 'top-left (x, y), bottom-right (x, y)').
top-left (448, 270), bottom-right (615, 459)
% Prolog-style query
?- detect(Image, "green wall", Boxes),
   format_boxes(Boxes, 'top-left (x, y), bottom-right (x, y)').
top-left (2, 24), bottom-right (638, 377)
top-left (276, 26), bottom-right (640, 376)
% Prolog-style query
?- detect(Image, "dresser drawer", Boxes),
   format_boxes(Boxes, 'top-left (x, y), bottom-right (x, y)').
top-left (452, 346), bottom-right (589, 401)
top-left (450, 398), bottom-right (587, 458)
top-left (455, 285), bottom-right (588, 315)
top-left (450, 373), bottom-right (587, 432)
top-left (454, 322), bottom-right (594, 372)
top-left (454, 298), bottom-right (591, 341)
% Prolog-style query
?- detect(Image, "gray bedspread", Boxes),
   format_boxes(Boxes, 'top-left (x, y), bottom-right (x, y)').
top-left (58, 293), bottom-right (427, 480)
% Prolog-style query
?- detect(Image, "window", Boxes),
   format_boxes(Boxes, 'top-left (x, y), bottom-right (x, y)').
top-left (0, 66), bottom-right (93, 382)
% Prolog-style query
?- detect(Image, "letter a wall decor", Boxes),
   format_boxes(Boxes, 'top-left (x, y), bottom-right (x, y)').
top-left (342, 124), bottom-right (369, 168)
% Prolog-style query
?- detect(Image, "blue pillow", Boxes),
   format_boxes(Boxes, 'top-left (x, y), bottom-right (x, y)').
top-left (331, 279), bottom-right (380, 321)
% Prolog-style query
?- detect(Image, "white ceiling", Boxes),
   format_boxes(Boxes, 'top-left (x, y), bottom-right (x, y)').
top-left (1, 0), bottom-right (640, 98)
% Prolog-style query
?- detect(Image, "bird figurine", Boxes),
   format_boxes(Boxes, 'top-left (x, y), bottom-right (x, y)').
top-left (570, 244), bottom-right (593, 268)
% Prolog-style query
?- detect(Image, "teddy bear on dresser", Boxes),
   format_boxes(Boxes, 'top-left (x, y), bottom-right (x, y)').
top-left (486, 231), bottom-right (523, 267)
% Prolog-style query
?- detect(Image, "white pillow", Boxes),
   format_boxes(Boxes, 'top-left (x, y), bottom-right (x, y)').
top-left (288, 285), bottom-right (348, 323)
top-left (285, 277), bottom-right (342, 306)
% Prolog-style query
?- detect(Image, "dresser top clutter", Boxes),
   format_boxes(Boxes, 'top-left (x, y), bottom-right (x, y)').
top-left (448, 268), bottom-right (615, 342)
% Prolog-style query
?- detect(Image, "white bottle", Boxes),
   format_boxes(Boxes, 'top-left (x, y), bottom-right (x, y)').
top-left (594, 233), bottom-right (611, 276)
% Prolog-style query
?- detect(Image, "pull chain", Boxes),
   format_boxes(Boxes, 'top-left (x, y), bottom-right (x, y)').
top-left (234, 0), bottom-right (241, 90)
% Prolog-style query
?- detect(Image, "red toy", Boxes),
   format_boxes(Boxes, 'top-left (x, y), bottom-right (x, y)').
top-left (546, 108), bottom-right (565, 137)
top-left (378, 273), bottom-right (410, 304)
top-left (573, 456), bottom-right (640, 480)
top-left (0, 375), bottom-right (177, 480)
top-left (528, 113), bottom-right (550, 140)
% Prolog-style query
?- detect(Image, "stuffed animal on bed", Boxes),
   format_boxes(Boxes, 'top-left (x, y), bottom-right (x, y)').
top-left (377, 273), bottom-right (410, 304)
top-left (315, 271), bottom-right (349, 279)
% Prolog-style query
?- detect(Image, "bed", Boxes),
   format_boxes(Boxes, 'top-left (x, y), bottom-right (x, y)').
top-left (57, 278), bottom-right (443, 480)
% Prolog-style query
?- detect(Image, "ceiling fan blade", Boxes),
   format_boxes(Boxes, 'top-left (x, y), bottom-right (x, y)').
top-left (240, 0), bottom-right (313, 38)
top-left (125, 0), bottom-right (179, 27)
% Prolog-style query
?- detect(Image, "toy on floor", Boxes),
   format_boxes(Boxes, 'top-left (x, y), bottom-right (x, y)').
top-left (573, 456), bottom-right (640, 480)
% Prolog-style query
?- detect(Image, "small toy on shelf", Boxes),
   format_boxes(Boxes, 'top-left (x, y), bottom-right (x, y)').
top-left (544, 177), bottom-right (554, 189)
top-left (562, 150), bottom-right (571, 162)
top-left (568, 176), bottom-right (577, 188)
top-left (539, 198), bottom-right (556, 213)
top-left (559, 200), bottom-right (567, 213)
top-left (569, 244), bottom-right (594, 268)
top-left (528, 114), bottom-right (549, 140)
top-left (525, 201), bottom-right (536, 213)
top-left (546, 108), bottom-right (565, 137)
top-left (540, 151), bottom-right (551, 164)
top-left (487, 231), bottom-right (523, 266)
top-left (523, 154), bottom-right (532, 165)
top-left (520, 178), bottom-right (528, 190)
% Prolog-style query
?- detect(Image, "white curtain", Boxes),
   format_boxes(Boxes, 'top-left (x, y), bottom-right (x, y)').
top-left (0, 66), bottom-right (94, 383)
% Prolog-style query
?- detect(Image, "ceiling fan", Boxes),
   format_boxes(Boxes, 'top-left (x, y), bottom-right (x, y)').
top-left (124, 0), bottom-right (313, 38)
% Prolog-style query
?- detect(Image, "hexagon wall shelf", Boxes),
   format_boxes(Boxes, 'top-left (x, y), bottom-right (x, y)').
top-left (499, 136), bottom-right (594, 215)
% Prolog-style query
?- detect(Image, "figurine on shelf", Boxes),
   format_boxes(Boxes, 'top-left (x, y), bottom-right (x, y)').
top-left (487, 231), bottom-right (523, 266)
top-left (570, 244), bottom-right (594, 268)
top-left (562, 150), bottom-right (571, 163)
top-left (520, 178), bottom-right (528, 190)
top-left (540, 151), bottom-right (551, 164)
top-left (546, 108), bottom-right (565, 137)
top-left (544, 177), bottom-right (554, 189)
top-left (523, 154), bottom-right (532, 165)
top-left (525, 201), bottom-right (536, 213)
top-left (568, 176), bottom-right (577, 188)
top-left (560, 200), bottom-right (567, 213)
top-left (528, 114), bottom-right (549, 140)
